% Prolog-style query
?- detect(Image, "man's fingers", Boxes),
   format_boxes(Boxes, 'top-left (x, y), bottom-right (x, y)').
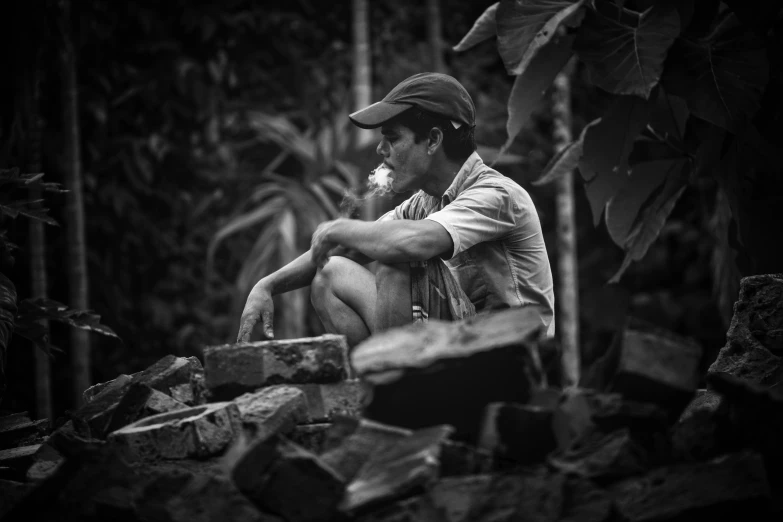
top-left (236, 315), bottom-right (256, 343)
top-left (262, 310), bottom-right (274, 339)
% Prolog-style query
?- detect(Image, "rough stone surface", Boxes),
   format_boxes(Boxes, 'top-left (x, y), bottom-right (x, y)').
top-left (288, 423), bottom-right (333, 454)
top-left (204, 334), bottom-right (351, 400)
top-left (232, 436), bottom-right (344, 522)
top-left (0, 478), bottom-right (34, 519)
top-left (233, 385), bottom-right (308, 440)
top-left (25, 443), bottom-right (65, 482)
top-left (106, 382), bottom-right (189, 434)
top-left (82, 374), bottom-right (133, 404)
top-left (709, 273), bottom-right (783, 387)
top-left (465, 467), bottom-right (565, 521)
top-left (287, 380), bottom-right (364, 422)
top-left (478, 402), bottom-right (556, 466)
top-left (133, 355), bottom-right (205, 397)
top-left (611, 451), bottom-right (771, 521)
top-left (678, 389), bottom-right (723, 422)
top-left (108, 402), bottom-right (241, 461)
top-left (0, 412), bottom-right (49, 449)
top-left (548, 428), bottom-right (649, 481)
top-left (341, 425), bottom-right (454, 514)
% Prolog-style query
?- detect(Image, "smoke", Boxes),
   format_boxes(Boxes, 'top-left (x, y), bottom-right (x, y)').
top-left (339, 163), bottom-right (394, 218)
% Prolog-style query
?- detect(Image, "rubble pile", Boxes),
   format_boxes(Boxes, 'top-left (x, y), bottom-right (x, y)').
top-left (0, 274), bottom-right (782, 522)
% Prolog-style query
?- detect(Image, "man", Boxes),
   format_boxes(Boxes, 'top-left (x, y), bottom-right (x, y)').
top-left (236, 72), bottom-right (554, 346)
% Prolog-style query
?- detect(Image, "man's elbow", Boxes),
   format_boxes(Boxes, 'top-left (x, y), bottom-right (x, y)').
top-left (401, 235), bottom-right (451, 262)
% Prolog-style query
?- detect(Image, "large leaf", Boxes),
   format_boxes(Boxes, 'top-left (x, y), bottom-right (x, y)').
top-left (579, 95), bottom-right (651, 225)
top-left (662, 12), bottom-right (768, 133)
top-left (574, 3), bottom-right (680, 98)
top-left (16, 298), bottom-right (121, 340)
top-left (605, 158), bottom-right (686, 246)
top-left (533, 118), bottom-right (601, 186)
top-left (609, 162), bottom-right (689, 283)
top-left (453, 3), bottom-right (499, 52)
top-left (0, 272), bottom-right (17, 361)
top-left (499, 33), bottom-right (575, 157)
top-left (496, 0), bottom-right (586, 75)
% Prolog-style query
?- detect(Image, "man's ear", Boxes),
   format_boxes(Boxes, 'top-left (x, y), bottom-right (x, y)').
top-left (428, 127), bottom-right (444, 155)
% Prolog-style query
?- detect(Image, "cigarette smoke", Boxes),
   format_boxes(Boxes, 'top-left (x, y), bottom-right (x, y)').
top-left (339, 163), bottom-right (394, 218)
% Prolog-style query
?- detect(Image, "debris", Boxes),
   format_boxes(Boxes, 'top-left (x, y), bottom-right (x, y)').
top-left (233, 385), bottom-right (308, 441)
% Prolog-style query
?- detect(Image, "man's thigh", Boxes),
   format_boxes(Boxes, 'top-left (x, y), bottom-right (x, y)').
top-left (318, 256), bottom-right (377, 329)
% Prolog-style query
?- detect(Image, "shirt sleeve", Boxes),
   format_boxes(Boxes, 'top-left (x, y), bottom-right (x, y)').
top-left (376, 193), bottom-right (417, 222)
top-left (425, 183), bottom-right (519, 259)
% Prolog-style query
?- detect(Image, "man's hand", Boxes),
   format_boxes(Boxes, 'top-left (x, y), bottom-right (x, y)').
top-left (310, 219), bottom-right (342, 268)
top-left (237, 282), bottom-right (275, 342)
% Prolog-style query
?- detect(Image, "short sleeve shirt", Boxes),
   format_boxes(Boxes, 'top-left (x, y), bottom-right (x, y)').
top-left (378, 152), bottom-right (555, 337)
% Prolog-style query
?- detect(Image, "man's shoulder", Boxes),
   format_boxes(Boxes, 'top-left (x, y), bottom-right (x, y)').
top-left (464, 166), bottom-right (531, 202)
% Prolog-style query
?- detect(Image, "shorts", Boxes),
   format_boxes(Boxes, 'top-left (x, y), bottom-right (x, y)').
top-left (409, 259), bottom-right (476, 323)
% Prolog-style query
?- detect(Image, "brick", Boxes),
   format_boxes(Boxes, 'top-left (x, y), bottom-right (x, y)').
top-left (353, 308), bottom-right (546, 444)
top-left (288, 423), bottom-right (332, 454)
top-left (82, 374), bottom-right (133, 404)
top-left (559, 477), bottom-right (611, 522)
top-left (232, 436), bottom-right (344, 522)
top-left (478, 402), bottom-right (557, 466)
top-left (25, 443), bottom-right (65, 482)
top-left (204, 334), bottom-right (351, 400)
top-left (341, 425), bottom-right (453, 514)
top-left (106, 382), bottom-right (188, 433)
top-left (287, 380), bottom-right (365, 422)
top-left (108, 402), bottom-right (241, 461)
top-left (133, 355), bottom-right (205, 397)
top-left (233, 386), bottom-right (308, 441)
top-left (548, 428), bottom-right (648, 481)
top-left (0, 412), bottom-right (49, 449)
top-left (611, 451), bottom-right (771, 521)
top-left (610, 324), bottom-right (702, 415)
top-left (463, 468), bottom-right (565, 522)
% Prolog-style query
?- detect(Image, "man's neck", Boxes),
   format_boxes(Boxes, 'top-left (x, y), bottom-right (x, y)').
top-left (421, 155), bottom-right (466, 197)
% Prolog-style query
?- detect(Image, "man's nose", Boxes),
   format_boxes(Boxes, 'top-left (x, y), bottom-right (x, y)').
top-left (376, 139), bottom-right (388, 157)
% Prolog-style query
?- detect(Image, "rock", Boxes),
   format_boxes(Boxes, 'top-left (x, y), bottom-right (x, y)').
top-left (670, 409), bottom-right (725, 463)
top-left (286, 380), bottom-right (365, 422)
top-left (560, 477), bottom-right (611, 522)
top-left (25, 443), bottom-right (65, 482)
top-left (133, 355), bottom-right (205, 397)
top-left (108, 402), bottom-right (241, 461)
top-left (478, 402), bottom-right (557, 466)
top-left (320, 418), bottom-right (413, 482)
top-left (708, 273), bottom-right (783, 387)
top-left (0, 444), bottom-right (41, 469)
top-left (548, 428), bottom-right (649, 482)
top-left (341, 425), bottom-right (454, 514)
top-left (678, 389), bottom-right (722, 422)
top-left (106, 382), bottom-right (188, 433)
top-left (611, 451), bottom-right (771, 521)
top-left (609, 325), bottom-right (702, 417)
top-left (439, 439), bottom-right (494, 477)
top-left (353, 308), bottom-right (546, 443)
top-left (464, 467), bottom-right (565, 522)
top-left (232, 436), bottom-right (344, 522)
top-left (204, 334), bottom-right (351, 400)
top-left (0, 412), bottom-right (49, 449)
top-left (288, 423), bottom-right (333, 454)
top-left (0, 479), bottom-right (34, 519)
top-left (233, 386), bottom-right (308, 441)
top-left (82, 374), bottom-right (133, 404)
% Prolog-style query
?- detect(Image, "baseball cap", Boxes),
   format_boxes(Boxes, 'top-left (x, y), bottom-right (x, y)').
top-left (349, 72), bottom-right (476, 130)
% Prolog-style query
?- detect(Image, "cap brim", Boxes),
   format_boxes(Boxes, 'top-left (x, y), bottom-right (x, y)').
top-left (349, 101), bottom-right (412, 129)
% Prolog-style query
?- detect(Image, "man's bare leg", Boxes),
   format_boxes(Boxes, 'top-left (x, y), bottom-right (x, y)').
top-left (311, 256), bottom-right (377, 348)
top-left (373, 262), bottom-right (412, 331)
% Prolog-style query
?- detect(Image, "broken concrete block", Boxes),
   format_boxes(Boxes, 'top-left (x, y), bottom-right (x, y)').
top-left (559, 477), bottom-right (612, 522)
top-left (286, 379), bottom-right (365, 422)
top-left (439, 440), bottom-right (494, 477)
top-left (204, 334), bottom-right (351, 400)
top-left (232, 436), bottom-right (344, 522)
top-left (288, 423), bottom-right (333, 454)
top-left (465, 467), bottom-right (565, 521)
top-left (478, 402), bottom-right (557, 466)
top-left (82, 374), bottom-right (133, 404)
top-left (353, 308), bottom-right (546, 443)
top-left (678, 388), bottom-right (722, 422)
top-left (106, 382), bottom-right (188, 433)
top-left (611, 451), bottom-right (771, 520)
top-left (610, 325), bottom-right (702, 416)
top-left (0, 444), bottom-right (41, 467)
top-left (25, 443), bottom-right (65, 482)
top-left (108, 402), bottom-right (241, 461)
top-left (548, 428), bottom-right (649, 481)
top-left (320, 418), bottom-right (413, 482)
top-left (341, 425), bottom-right (454, 514)
top-left (133, 355), bottom-right (205, 397)
top-left (233, 386), bottom-right (308, 441)
top-left (0, 412), bottom-right (49, 449)
top-left (709, 274), bottom-right (783, 387)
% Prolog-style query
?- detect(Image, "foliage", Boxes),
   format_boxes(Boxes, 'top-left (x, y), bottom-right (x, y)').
top-left (456, 0), bottom-right (781, 281)
top-left (0, 167), bottom-right (118, 402)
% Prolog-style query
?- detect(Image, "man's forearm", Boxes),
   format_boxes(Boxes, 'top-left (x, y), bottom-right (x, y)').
top-left (327, 219), bottom-right (448, 263)
top-left (258, 250), bottom-right (317, 295)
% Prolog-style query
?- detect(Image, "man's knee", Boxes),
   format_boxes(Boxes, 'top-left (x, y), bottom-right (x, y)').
top-left (374, 262), bottom-right (410, 290)
top-left (311, 256), bottom-right (351, 308)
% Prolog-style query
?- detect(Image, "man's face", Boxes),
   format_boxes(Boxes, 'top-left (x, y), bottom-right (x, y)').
top-left (376, 122), bottom-right (431, 194)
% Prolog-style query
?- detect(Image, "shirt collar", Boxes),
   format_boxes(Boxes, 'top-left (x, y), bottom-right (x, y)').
top-left (442, 151), bottom-right (483, 204)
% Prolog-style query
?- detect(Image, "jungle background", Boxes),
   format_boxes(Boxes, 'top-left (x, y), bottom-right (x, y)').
top-left (1, 0), bottom-right (779, 422)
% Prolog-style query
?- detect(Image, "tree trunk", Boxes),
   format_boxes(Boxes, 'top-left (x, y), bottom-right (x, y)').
top-left (26, 62), bottom-right (52, 420)
top-left (426, 0), bottom-right (446, 73)
top-left (552, 62), bottom-right (580, 388)
top-left (61, 0), bottom-right (91, 405)
top-left (352, 0), bottom-right (377, 222)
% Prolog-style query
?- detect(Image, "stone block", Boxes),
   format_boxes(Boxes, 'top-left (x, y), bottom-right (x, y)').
top-left (133, 355), bottom-right (205, 398)
top-left (82, 374), bottom-right (133, 404)
top-left (233, 385), bottom-right (308, 441)
top-left (478, 402), bottom-right (557, 466)
top-left (610, 326), bottom-right (702, 416)
top-left (106, 382), bottom-right (188, 433)
top-left (341, 425), bottom-right (454, 514)
top-left (108, 402), bottom-right (241, 461)
top-left (288, 423), bottom-right (332, 454)
top-left (463, 467), bottom-right (565, 522)
top-left (560, 477), bottom-right (612, 522)
top-left (611, 451), bottom-right (771, 521)
top-left (352, 308), bottom-right (546, 443)
top-left (709, 274), bottom-right (783, 387)
top-left (548, 428), bottom-right (648, 481)
top-left (287, 380), bottom-right (365, 422)
top-left (232, 436), bottom-right (344, 522)
top-left (678, 388), bottom-right (722, 422)
top-left (0, 444), bottom-right (41, 467)
top-left (204, 334), bottom-right (351, 400)
top-left (0, 412), bottom-right (49, 449)
top-left (25, 443), bottom-right (65, 482)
